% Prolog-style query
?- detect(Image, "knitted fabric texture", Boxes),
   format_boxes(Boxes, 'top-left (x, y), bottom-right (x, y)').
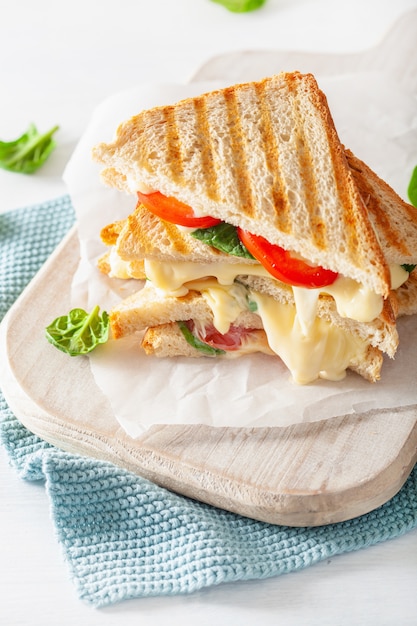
top-left (1, 197), bottom-right (417, 608)
top-left (0, 195), bottom-right (75, 320)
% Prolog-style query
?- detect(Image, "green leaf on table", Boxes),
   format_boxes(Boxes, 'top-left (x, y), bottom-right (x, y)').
top-left (210, 0), bottom-right (267, 13)
top-left (0, 123), bottom-right (59, 174)
top-left (45, 306), bottom-right (109, 356)
top-left (407, 165), bottom-right (417, 208)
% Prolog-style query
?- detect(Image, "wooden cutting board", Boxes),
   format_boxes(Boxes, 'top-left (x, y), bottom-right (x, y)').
top-left (1, 227), bottom-right (417, 527)
top-left (1, 10), bottom-right (417, 527)
top-left (191, 8), bottom-right (417, 93)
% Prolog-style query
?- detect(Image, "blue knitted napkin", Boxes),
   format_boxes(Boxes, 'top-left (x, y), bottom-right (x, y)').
top-left (1, 196), bottom-right (417, 608)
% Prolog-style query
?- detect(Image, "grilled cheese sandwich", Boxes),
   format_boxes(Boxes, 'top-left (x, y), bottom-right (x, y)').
top-left (92, 72), bottom-right (417, 383)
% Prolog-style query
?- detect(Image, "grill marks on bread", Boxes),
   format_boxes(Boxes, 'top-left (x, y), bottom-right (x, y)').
top-left (223, 87), bottom-right (256, 218)
top-left (162, 87), bottom-right (257, 212)
top-left (254, 81), bottom-right (290, 234)
top-left (161, 77), bottom-right (332, 246)
top-left (285, 79), bottom-right (326, 249)
top-left (161, 106), bottom-right (183, 185)
top-left (192, 97), bottom-right (220, 202)
top-left (346, 150), bottom-right (417, 264)
top-left (116, 204), bottom-right (252, 263)
top-left (92, 72), bottom-right (398, 296)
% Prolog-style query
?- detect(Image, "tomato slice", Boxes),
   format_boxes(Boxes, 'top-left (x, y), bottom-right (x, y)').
top-left (137, 191), bottom-right (221, 229)
top-left (237, 228), bottom-right (338, 288)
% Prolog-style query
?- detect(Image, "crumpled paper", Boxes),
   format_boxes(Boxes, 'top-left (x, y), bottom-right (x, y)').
top-left (63, 73), bottom-right (417, 438)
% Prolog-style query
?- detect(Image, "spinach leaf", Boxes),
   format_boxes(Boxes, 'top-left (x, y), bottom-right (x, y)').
top-left (398, 169), bottom-right (417, 274)
top-left (247, 298), bottom-right (258, 312)
top-left (0, 123), bottom-right (59, 173)
top-left (210, 0), bottom-right (267, 12)
top-left (191, 222), bottom-right (254, 259)
top-left (177, 321), bottom-right (225, 356)
top-left (45, 306), bottom-right (109, 356)
top-left (408, 165), bottom-right (417, 208)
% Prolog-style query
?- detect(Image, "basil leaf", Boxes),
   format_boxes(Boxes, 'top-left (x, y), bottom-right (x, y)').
top-left (45, 306), bottom-right (109, 356)
top-left (247, 298), bottom-right (258, 312)
top-left (210, 0), bottom-right (267, 12)
top-left (399, 170), bottom-right (417, 275)
top-left (0, 123), bottom-right (59, 174)
top-left (191, 222), bottom-right (254, 259)
top-left (408, 166), bottom-right (417, 208)
top-left (177, 321), bottom-right (226, 356)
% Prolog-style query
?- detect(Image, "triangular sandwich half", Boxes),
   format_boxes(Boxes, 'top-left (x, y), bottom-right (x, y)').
top-left (92, 72), bottom-right (417, 384)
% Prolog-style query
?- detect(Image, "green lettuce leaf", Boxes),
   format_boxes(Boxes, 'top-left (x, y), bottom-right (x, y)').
top-left (403, 167), bottom-right (417, 274)
top-left (408, 165), bottom-right (417, 208)
top-left (45, 306), bottom-right (109, 356)
top-left (191, 222), bottom-right (254, 258)
top-left (210, 0), bottom-right (267, 12)
top-left (0, 123), bottom-right (59, 174)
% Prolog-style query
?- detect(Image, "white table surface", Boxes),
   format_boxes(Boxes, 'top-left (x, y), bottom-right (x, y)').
top-left (1, 1), bottom-right (417, 624)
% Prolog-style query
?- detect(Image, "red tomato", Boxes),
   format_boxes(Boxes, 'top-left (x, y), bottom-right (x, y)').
top-left (189, 322), bottom-right (249, 351)
top-left (237, 228), bottom-right (338, 288)
top-left (137, 191), bottom-right (221, 229)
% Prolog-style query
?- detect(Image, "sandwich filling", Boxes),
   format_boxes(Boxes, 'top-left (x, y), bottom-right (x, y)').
top-left (92, 72), bottom-right (417, 384)
top-left (107, 238), bottom-right (409, 383)
top-left (103, 189), bottom-right (412, 383)
top-left (141, 264), bottom-right (405, 383)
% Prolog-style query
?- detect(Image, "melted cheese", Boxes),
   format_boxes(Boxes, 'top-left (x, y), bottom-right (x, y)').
top-left (185, 279), bottom-right (249, 334)
top-left (292, 287), bottom-right (320, 335)
top-left (144, 259), bottom-right (270, 296)
top-left (109, 251), bottom-right (410, 384)
top-left (251, 292), bottom-right (367, 384)
top-left (107, 248), bottom-right (145, 280)
top-left (108, 247), bottom-right (132, 279)
top-left (144, 258), bottom-right (387, 323)
top-left (390, 264), bottom-right (410, 289)
top-left (326, 279), bottom-right (382, 322)
top-left (173, 278), bottom-right (368, 383)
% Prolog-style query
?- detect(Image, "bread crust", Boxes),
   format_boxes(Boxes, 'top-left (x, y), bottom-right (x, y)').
top-left (396, 270), bottom-right (417, 316)
top-left (99, 220), bottom-right (125, 246)
top-left (141, 323), bottom-right (272, 359)
top-left (115, 203), bottom-right (258, 264)
top-left (110, 284), bottom-right (263, 339)
top-left (345, 150), bottom-right (417, 265)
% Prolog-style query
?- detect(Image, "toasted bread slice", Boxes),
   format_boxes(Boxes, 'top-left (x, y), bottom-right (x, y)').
top-left (99, 220), bottom-right (125, 246)
top-left (92, 72), bottom-right (391, 297)
top-left (99, 150), bottom-right (417, 273)
top-left (396, 270), bottom-right (417, 316)
top-left (141, 321), bottom-right (383, 383)
top-left (110, 282), bottom-right (263, 339)
top-left (142, 323), bottom-right (273, 359)
top-left (345, 150), bottom-right (417, 266)
top-left (114, 203), bottom-right (256, 265)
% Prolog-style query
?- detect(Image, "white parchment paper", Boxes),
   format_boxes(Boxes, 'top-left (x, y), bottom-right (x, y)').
top-left (63, 73), bottom-right (417, 438)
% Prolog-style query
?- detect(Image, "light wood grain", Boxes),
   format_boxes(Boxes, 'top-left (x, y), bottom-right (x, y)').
top-left (191, 10), bottom-right (417, 92)
top-left (1, 226), bottom-right (416, 527)
top-left (2, 12), bottom-right (417, 526)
